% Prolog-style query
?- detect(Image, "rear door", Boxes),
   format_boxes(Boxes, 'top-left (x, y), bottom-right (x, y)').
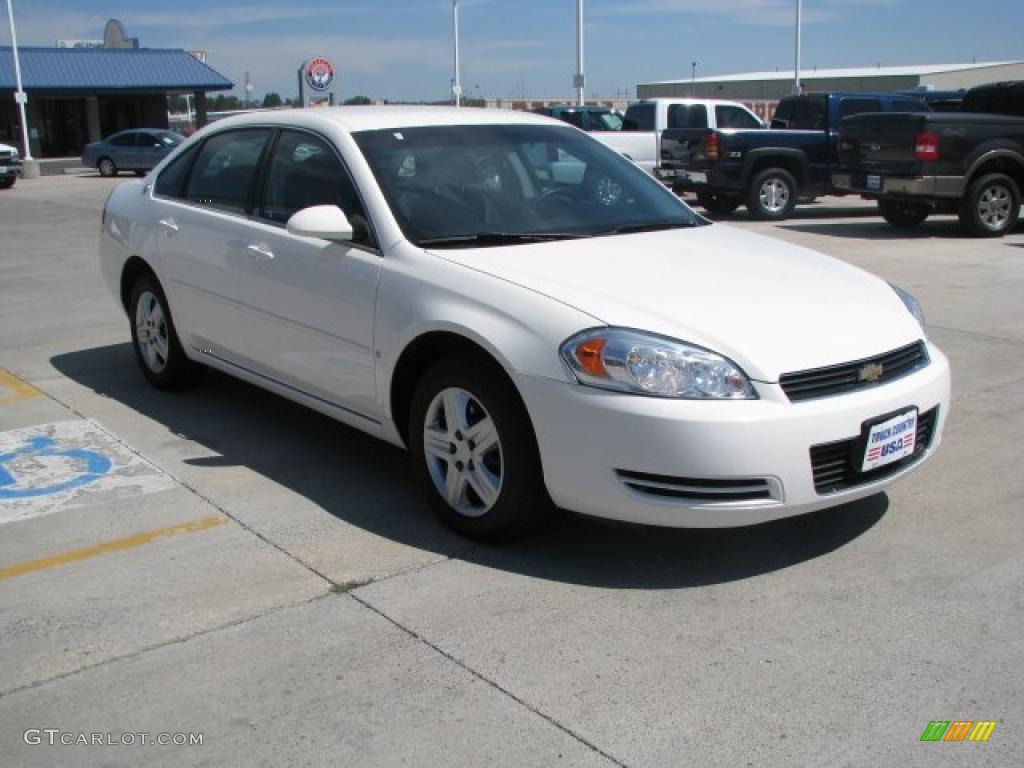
top-left (660, 103), bottom-right (709, 169)
top-left (152, 127), bottom-right (273, 362)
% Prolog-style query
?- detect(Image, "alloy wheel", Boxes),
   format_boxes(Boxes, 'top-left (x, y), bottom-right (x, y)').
top-left (977, 184), bottom-right (1013, 231)
top-left (134, 290), bottom-right (170, 374)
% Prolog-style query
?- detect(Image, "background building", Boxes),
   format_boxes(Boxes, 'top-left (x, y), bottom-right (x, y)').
top-left (638, 61), bottom-right (1024, 121)
top-left (0, 20), bottom-right (231, 158)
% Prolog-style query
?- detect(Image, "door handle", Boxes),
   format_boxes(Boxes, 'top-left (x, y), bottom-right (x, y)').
top-left (246, 243), bottom-right (275, 259)
top-left (158, 218), bottom-right (178, 233)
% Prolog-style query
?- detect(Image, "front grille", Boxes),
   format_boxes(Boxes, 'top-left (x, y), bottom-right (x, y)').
top-left (810, 407), bottom-right (938, 494)
top-left (616, 470), bottom-right (774, 502)
top-left (0, 150), bottom-right (12, 161)
top-left (780, 342), bottom-right (929, 402)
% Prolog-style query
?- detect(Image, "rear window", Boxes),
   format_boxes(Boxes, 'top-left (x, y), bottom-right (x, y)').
top-left (715, 105), bottom-right (761, 129)
top-left (839, 98), bottom-right (882, 120)
top-left (791, 96), bottom-right (827, 130)
top-left (623, 103), bottom-right (655, 131)
top-left (962, 84), bottom-right (1024, 116)
top-left (667, 104), bottom-right (708, 129)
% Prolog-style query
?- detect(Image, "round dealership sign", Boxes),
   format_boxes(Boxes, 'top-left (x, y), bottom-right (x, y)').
top-left (304, 57), bottom-right (335, 92)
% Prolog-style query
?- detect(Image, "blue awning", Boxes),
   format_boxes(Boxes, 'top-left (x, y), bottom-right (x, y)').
top-left (0, 47), bottom-right (233, 92)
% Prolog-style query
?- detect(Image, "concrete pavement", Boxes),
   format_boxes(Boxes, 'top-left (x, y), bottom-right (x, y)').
top-left (0, 176), bottom-right (1020, 766)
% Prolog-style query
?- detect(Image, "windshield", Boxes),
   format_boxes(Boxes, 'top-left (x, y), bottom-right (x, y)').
top-left (158, 132), bottom-right (185, 147)
top-left (353, 123), bottom-right (701, 246)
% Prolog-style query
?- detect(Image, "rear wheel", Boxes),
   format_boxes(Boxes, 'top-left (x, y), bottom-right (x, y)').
top-left (696, 190), bottom-right (741, 215)
top-left (98, 157), bottom-right (117, 177)
top-left (747, 167), bottom-right (797, 220)
top-left (129, 273), bottom-right (199, 389)
top-left (958, 173), bottom-right (1019, 237)
top-left (409, 355), bottom-right (548, 541)
top-left (878, 199), bottom-right (931, 228)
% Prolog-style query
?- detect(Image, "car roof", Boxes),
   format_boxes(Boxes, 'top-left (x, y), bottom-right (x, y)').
top-left (204, 106), bottom-right (558, 134)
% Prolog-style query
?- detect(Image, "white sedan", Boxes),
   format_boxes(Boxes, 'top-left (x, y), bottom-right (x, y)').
top-left (99, 107), bottom-right (950, 541)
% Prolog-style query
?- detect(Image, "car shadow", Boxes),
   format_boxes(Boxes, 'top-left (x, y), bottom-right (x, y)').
top-left (683, 200), bottom-right (880, 223)
top-left (51, 343), bottom-right (888, 590)
top-left (778, 218), bottom-right (972, 240)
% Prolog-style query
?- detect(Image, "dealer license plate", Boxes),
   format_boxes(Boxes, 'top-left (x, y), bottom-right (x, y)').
top-left (866, 174), bottom-right (882, 191)
top-left (687, 171), bottom-right (707, 184)
top-left (862, 409), bottom-right (917, 472)
top-left (0, 166), bottom-right (8, 173)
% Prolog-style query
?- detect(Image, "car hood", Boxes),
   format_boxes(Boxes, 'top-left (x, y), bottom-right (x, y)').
top-left (430, 224), bottom-right (924, 382)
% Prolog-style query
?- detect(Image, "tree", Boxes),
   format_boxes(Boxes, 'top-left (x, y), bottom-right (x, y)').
top-left (343, 95), bottom-right (373, 106)
top-left (262, 92), bottom-right (283, 108)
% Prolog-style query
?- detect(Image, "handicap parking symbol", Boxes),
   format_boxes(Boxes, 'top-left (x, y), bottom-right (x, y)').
top-left (0, 436), bottom-right (112, 500)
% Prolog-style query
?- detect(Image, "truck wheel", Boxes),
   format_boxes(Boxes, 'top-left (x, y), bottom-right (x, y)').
top-left (958, 173), bottom-right (1020, 237)
top-left (878, 200), bottom-right (931, 228)
top-left (696, 191), bottom-right (740, 215)
top-left (747, 168), bottom-right (797, 220)
top-left (98, 157), bottom-right (118, 177)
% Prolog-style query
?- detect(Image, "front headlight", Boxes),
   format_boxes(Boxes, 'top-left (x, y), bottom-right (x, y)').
top-left (560, 328), bottom-right (756, 399)
top-left (890, 284), bottom-right (926, 332)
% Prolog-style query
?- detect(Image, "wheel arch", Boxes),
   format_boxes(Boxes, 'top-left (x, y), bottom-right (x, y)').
top-left (965, 150), bottom-right (1024, 194)
top-left (120, 255), bottom-right (158, 313)
top-left (743, 150), bottom-right (807, 189)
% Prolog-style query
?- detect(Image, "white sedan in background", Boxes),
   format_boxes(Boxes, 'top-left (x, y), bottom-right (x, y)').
top-left (99, 107), bottom-right (950, 541)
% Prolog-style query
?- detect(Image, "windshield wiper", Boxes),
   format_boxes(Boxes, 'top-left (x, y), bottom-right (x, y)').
top-left (594, 220), bottom-right (698, 236)
top-left (416, 232), bottom-right (589, 247)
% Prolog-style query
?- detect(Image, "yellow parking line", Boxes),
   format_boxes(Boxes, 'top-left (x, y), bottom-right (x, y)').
top-left (0, 370), bottom-right (43, 404)
top-left (0, 515), bottom-right (228, 581)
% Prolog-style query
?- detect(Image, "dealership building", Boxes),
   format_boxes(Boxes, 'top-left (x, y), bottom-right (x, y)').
top-left (0, 20), bottom-right (232, 158)
top-left (638, 61), bottom-right (1024, 118)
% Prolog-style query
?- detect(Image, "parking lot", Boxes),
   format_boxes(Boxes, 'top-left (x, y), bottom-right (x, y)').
top-left (0, 174), bottom-right (1021, 766)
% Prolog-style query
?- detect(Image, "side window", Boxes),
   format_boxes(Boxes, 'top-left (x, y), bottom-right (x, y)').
top-left (560, 111), bottom-right (584, 128)
top-left (667, 105), bottom-right (708, 129)
top-left (715, 105), bottom-right (761, 129)
top-left (185, 128), bottom-right (271, 214)
top-left (137, 132), bottom-right (160, 148)
top-left (154, 144), bottom-right (199, 199)
top-left (623, 103), bottom-right (655, 131)
top-left (109, 133), bottom-right (135, 147)
top-left (792, 96), bottom-right (827, 129)
top-left (839, 98), bottom-right (882, 120)
top-left (259, 130), bottom-right (366, 229)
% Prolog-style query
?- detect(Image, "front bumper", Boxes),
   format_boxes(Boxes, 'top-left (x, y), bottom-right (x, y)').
top-left (0, 159), bottom-right (22, 177)
top-left (516, 343), bottom-right (950, 527)
top-left (832, 172), bottom-right (964, 199)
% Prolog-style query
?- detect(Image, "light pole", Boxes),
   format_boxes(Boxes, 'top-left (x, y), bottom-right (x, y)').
top-left (691, 60), bottom-right (698, 98)
top-left (452, 0), bottom-right (462, 107)
top-left (793, 0), bottom-right (803, 94)
top-left (574, 0), bottom-right (585, 106)
top-left (5, 0), bottom-right (34, 166)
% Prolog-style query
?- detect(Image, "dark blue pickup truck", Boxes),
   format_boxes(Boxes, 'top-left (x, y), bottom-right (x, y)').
top-left (664, 92), bottom-right (930, 219)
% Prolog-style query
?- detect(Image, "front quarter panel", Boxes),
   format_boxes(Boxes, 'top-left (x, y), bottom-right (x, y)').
top-left (98, 180), bottom-right (162, 312)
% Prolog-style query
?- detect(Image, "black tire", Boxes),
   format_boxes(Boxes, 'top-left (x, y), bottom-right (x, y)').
top-left (696, 190), bottom-right (741, 215)
top-left (98, 157), bottom-right (117, 177)
top-left (409, 354), bottom-right (549, 542)
top-left (878, 199), bottom-right (931, 228)
top-left (0, 176), bottom-right (15, 190)
top-left (958, 173), bottom-right (1020, 237)
top-left (746, 167), bottom-right (798, 220)
top-left (128, 272), bottom-right (199, 390)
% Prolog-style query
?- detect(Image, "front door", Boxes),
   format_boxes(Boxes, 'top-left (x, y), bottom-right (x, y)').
top-left (236, 129), bottom-right (381, 421)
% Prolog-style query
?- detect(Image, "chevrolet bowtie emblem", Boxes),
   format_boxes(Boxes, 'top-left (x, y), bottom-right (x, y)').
top-left (859, 362), bottom-right (885, 383)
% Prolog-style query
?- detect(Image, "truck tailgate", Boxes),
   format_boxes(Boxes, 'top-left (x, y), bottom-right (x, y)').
top-left (838, 113), bottom-right (930, 175)
top-left (660, 128), bottom-right (710, 169)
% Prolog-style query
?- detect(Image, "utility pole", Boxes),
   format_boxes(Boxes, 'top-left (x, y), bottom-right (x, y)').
top-left (574, 0), bottom-right (585, 106)
top-left (5, 0), bottom-right (35, 169)
top-left (794, 0), bottom-right (803, 94)
top-left (691, 61), bottom-right (698, 98)
top-left (452, 1), bottom-right (462, 107)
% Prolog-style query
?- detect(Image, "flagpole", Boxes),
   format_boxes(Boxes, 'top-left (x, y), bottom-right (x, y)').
top-left (5, 0), bottom-right (34, 161)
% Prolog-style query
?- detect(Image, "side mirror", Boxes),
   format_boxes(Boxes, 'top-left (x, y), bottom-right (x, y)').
top-left (286, 205), bottom-right (354, 241)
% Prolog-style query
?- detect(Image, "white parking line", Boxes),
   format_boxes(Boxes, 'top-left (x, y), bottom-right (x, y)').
top-left (0, 420), bottom-right (176, 524)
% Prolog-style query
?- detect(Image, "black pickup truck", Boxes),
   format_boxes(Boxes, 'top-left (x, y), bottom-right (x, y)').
top-left (663, 92), bottom-right (930, 219)
top-left (833, 81), bottom-right (1024, 237)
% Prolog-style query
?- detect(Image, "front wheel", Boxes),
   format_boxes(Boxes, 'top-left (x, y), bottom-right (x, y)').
top-left (0, 176), bottom-right (15, 190)
top-left (409, 355), bottom-right (548, 541)
top-left (746, 167), bottom-right (798, 220)
top-left (958, 173), bottom-right (1020, 237)
top-left (878, 199), bottom-right (931, 228)
top-left (129, 273), bottom-right (199, 389)
top-left (696, 190), bottom-right (741, 215)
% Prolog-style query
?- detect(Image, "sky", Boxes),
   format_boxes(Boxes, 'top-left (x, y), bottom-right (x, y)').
top-left (4, 0), bottom-right (1023, 102)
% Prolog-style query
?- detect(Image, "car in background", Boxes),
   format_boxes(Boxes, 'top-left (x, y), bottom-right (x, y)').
top-left (98, 106), bottom-right (949, 541)
top-left (591, 98), bottom-right (764, 178)
top-left (0, 141), bottom-right (23, 189)
top-left (82, 129), bottom-right (185, 177)
top-left (895, 89), bottom-right (966, 112)
top-left (533, 106), bottom-right (624, 132)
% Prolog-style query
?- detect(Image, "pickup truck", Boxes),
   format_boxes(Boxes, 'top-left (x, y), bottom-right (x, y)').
top-left (665, 92), bottom-right (931, 218)
top-left (0, 142), bottom-right (23, 189)
top-left (589, 98), bottom-right (763, 178)
top-left (833, 80), bottom-right (1024, 237)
